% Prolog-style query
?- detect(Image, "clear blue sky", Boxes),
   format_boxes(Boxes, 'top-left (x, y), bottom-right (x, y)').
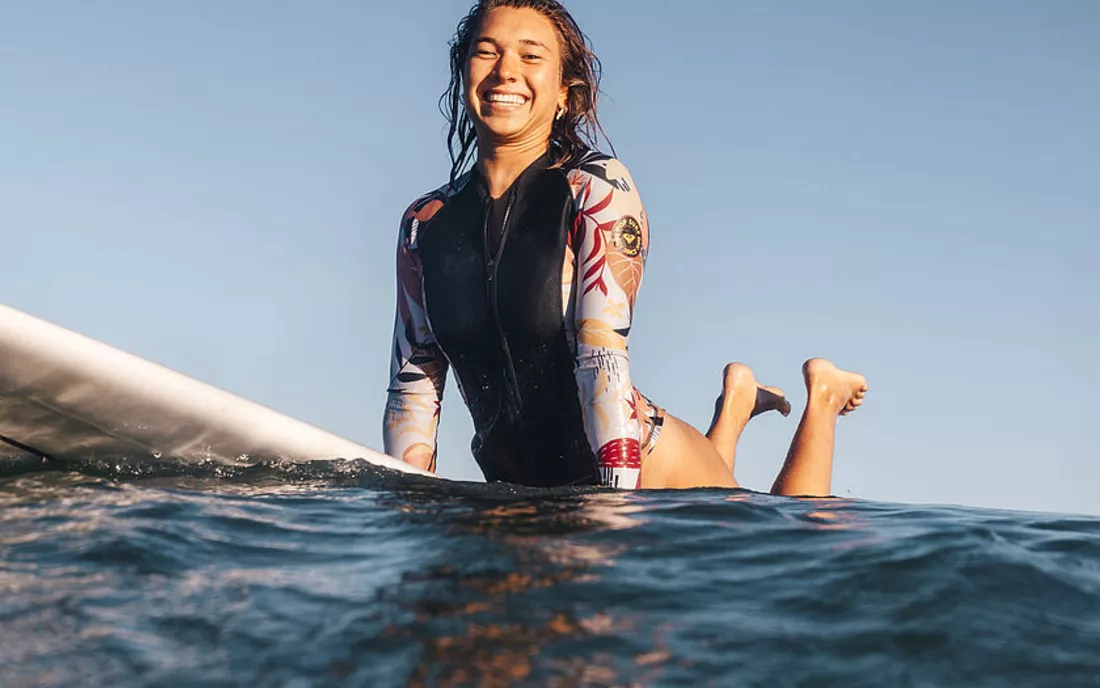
top-left (1, 1), bottom-right (1096, 515)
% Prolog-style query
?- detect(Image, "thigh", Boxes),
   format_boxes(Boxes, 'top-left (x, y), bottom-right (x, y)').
top-left (639, 414), bottom-right (738, 489)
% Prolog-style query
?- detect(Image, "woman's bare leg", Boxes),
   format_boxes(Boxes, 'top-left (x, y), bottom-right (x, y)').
top-left (705, 363), bottom-right (791, 474)
top-left (770, 359), bottom-right (868, 497)
top-left (639, 414), bottom-right (737, 489)
top-left (639, 363), bottom-right (789, 490)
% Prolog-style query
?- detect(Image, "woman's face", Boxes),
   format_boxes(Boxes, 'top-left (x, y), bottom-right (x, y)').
top-left (464, 7), bottom-right (567, 149)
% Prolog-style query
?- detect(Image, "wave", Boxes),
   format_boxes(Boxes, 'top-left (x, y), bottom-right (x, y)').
top-left (2, 462), bottom-right (1099, 686)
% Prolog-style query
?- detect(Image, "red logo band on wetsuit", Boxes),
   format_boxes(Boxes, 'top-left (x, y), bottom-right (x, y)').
top-left (597, 438), bottom-right (641, 470)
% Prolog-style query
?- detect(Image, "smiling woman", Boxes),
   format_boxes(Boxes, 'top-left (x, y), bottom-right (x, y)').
top-left (440, 0), bottom-right (605, 186)
top-left (383, 0), bottom-right (869, 492)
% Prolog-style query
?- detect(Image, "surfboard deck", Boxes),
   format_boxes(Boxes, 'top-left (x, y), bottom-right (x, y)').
top-left (0, 303), bottom-right (434, 478)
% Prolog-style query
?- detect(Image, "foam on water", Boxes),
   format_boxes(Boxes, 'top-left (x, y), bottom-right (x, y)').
top-left (2, 460), bottom-right (1098, 686)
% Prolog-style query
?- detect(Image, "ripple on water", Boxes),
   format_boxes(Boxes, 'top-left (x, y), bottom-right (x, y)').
top-left (1, 463), bottom-right (1099, 687)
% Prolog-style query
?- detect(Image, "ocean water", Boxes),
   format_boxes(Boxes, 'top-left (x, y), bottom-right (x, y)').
top-left (1, 459), bottom-right (1098, 687)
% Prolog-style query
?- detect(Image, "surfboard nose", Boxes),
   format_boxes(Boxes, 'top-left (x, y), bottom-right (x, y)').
top-left (0, 303), bottom-right (434, 477)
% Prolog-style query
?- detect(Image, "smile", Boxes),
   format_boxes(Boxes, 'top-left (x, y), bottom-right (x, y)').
top-left (484, 92), bottom-right (529, 106)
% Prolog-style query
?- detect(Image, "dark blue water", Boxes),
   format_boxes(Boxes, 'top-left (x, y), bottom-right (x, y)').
top-left (2, 459), bottom-right (1099, 687)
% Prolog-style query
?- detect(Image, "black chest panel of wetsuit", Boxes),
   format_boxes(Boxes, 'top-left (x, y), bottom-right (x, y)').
top-left (416, 161), bottom-right (599, 487)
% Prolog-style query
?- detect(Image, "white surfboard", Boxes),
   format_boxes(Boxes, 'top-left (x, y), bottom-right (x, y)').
top-left (0, 303), bottom-right (434, 478)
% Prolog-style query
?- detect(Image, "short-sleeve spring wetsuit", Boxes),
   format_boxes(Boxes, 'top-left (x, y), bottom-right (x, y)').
top-left (384, 151), bottom-right (663, 489)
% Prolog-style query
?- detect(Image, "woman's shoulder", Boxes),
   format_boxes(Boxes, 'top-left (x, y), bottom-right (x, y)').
top-left (565, 150), bottom-right (639, 200)
top-left (402, 173), bottom-right (471, 222)
top-left (397, 172), bottom-right (474, 247)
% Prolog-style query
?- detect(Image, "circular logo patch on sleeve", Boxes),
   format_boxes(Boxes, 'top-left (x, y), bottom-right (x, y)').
top-left (611, 216), bottom-right (643, 257)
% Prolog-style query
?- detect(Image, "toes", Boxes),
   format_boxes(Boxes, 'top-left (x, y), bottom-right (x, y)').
top-left (841, 397), bottom-right (863, 415)
top-left (751, 385), bottom-right (792, 419)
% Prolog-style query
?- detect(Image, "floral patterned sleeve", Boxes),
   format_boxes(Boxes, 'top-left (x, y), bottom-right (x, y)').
top-left (383, 193), bottom-right (449, 471)
top-left (568, 156), bottom-right (650, 489)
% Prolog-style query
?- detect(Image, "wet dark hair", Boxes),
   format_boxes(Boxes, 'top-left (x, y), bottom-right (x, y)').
top-left (441, 0), bottom-right (612, 184)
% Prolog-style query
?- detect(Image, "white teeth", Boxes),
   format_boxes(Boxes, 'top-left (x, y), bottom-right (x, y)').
top-left (487, 93), bottom-right (527, 105)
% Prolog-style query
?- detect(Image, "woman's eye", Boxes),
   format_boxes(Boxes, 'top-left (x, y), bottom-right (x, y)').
top-left (475, 49), bottom-right (496, 57)
top-left (523, 54), bottom-right (542, 61)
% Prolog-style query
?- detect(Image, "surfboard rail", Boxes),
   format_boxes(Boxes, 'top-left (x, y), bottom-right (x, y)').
top-left (0, 303), bottom-right (434, 477)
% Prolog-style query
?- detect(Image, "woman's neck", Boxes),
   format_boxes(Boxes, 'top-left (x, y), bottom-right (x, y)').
top-left (477, 138), bottom-right (549, 199)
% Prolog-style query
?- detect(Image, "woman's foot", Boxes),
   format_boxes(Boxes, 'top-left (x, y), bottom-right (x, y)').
top-left (706, 363), bottom-right (790, 471)
top-left (712, 362), bottom-right (791, 430)
top-left (803, 359), bottom-right (867, 415)
top-left (769, 360), bottom-right (867, 497)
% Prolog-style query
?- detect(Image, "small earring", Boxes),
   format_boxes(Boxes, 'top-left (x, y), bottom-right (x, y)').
top-left (556, 108), bottom-right (566, 121)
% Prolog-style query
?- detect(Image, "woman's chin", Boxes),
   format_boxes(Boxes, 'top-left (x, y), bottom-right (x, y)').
top-left (479, 124), bottom-right (524, 141)
top-left (475, 119), bottom-right (548, 146)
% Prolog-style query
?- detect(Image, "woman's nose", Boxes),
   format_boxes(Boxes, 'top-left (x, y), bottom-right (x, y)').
top-left (493, 51), bottom-right (519, 81)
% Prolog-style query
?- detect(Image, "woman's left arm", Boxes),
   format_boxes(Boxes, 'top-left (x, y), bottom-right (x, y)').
top-left (569, 157), bottom-right (650, 489)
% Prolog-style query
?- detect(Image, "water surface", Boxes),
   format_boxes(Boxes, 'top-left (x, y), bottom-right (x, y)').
top-left (2, 460), bottom-right (1098, 686)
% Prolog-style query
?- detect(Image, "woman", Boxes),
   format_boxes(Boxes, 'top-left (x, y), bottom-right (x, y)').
top-left (384, 0), bottom-right (867, 493)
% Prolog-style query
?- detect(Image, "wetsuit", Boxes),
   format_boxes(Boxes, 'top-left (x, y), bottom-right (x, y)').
top-left (384, 151), bottom-right (663, 489)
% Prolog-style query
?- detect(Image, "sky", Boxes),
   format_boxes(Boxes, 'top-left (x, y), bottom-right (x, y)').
top-left (1, 1), bottom-right (1097, 515)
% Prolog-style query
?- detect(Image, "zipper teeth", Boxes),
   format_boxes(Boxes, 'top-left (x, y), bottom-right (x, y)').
top-left (489, 192), bottom-right (522, 414)
top-left (496, 196), bottom-right (513, 263)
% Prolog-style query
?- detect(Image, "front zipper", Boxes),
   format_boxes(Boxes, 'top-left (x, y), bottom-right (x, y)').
top-left (483, 190), bottom-right (523, 417)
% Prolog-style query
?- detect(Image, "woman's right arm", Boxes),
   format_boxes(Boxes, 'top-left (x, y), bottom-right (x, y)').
top-left (383, 196), bottom-right (448, 471)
